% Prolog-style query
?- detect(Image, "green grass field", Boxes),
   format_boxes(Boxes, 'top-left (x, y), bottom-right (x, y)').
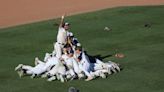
top-left (0, 5), bottom-right (164, 92)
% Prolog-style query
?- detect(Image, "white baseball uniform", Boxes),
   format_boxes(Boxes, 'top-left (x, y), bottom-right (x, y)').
top-left (22, 61), bottom-right (45, 75)
top-left (42, 56), bottom-right (60, 71)
top-left (22, 57), bottom-right (60, 75)
top-left (62, 54), bottom-right (79, 76)
top-left (74, 51), bottom-right (92, 77)
top-left (54, 27), bottom-right (68, 58)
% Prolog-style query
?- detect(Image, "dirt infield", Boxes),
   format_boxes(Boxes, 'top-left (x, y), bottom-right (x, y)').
top-left (0, 0), bottom-right (164, 28)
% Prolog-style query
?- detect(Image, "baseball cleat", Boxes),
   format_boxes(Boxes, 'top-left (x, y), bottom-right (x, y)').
top-left (15, 64), bottom-right (23, 71)
top-left (47, 76), bottom-right (56, 81)
top-left (17, 70), bottom-right (24, 78)
top-left (30, 74), bottom-right (37, 79)
top-left (85, 76), bottom-right (93, 81)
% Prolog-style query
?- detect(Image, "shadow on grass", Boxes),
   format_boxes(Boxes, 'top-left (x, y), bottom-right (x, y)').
top-left (85, 51), bottom-right (113, 63)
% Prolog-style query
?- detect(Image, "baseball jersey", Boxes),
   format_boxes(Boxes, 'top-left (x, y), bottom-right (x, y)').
top-left (57, 27), bottom-right (67, 44)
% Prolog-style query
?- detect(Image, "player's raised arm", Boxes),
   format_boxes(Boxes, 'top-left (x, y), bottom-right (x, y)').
top-left (59, 15), bottom-right (65, 28)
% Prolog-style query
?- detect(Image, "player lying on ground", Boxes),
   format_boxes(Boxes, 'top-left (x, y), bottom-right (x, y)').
top-left (15, 45), bottom-right (120, 82)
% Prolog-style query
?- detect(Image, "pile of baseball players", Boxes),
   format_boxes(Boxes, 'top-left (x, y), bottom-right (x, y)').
top-left (15, 15), bottom-right (121, 82)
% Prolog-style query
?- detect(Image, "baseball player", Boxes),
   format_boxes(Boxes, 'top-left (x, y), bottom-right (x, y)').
top-left (67, 32), bottom-right (81, 51)
top-left (15, 57), bottom-right (46, 78)
top-left (61, 44), bottom-right (81, 79)
top-left (15, 57), bottom-right (60, 78)
top-left (54, 14), bottom-right (70, 59)
top-left (74, 46), bottom-right (93, 81)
